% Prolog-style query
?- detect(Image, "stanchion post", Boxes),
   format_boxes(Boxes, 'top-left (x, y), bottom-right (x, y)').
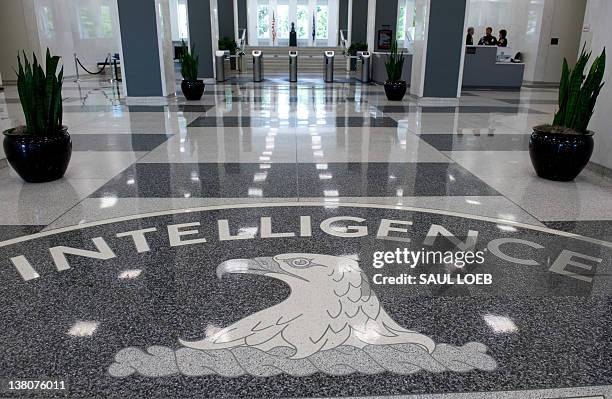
top-left (108, 53), bottom-right (116, 83)
top-left (73, 53), bottom-right (80, 82)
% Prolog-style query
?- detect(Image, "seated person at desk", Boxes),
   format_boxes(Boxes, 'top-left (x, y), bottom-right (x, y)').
top-left (478, 27), bottom-right (498, 46)
top-left (466, 27), bottom-right (474, 45)
top-left (498, 29), bottom-right (508, 47)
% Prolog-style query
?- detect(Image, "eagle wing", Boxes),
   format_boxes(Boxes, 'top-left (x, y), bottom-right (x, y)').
top-left (179, 303), bottom-right (303, 353)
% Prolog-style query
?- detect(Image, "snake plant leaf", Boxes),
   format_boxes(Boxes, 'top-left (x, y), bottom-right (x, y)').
top-left (13, 48), bottom-right (64, 136)
top-left (563, 49), bottom-right (588, 127)
top-left (552, 44), bottom-right (605, 133)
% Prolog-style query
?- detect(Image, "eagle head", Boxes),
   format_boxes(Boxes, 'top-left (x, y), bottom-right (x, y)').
top-left (196, 253), bottom-right (436, 358)
top-left (216, 253), bottom-right (359, 284)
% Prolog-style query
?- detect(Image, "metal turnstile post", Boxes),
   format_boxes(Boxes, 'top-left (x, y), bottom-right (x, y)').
top-left (289, 51), bottom-right (298, 82)
top-left (215, 50), bottom-right (228, 82)
top-left (324, 50), bottom-right (334, 83)
top-left (357, 51), bottom-right (371, 83)
top-left (252, 50), bottom-right (263, 82)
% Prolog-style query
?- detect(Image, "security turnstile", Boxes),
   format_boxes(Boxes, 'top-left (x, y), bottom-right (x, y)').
top-left (289, 51), bottom-right (298, 82)
top-left (356, 51), bottom-right (371, 83)
top-left (252, 50), bottom-right (263, 82)
top-left (324, 50), bottom-right (334, 83)
top-left (215, 50), bottom-right (229, 82)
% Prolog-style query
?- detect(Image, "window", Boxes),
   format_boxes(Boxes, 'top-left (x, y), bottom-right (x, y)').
top-left (100, 5), bottom-right (113, 38)
top-left (40, 6), bottom-right (55, 39)
top-left (316, 5), bottom-right (328, 39)
top-left (178, 2), bottom-right (189, 39)
top-left (78, 6), bottom-right (96, 39)
top-left (257, 5), bottom-right (269, 38)
top-left (296, 5), bottom-right (309, 39)
top-left (277, 4), bottom-right (289, 39)
top-left (397, 5), bottom-right (406, 41)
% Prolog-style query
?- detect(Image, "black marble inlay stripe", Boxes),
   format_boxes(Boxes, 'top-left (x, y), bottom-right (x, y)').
top-left (70, 134), bottom-right (173, 152)
top-left (297, 162), bottom-right (500, 197)
top-left (89, 162), bottom-right (498, 198)
top-left (0, 225), bottom-right (45, 242)
top-left (204, 96), bottom-right (360, 104)
top-left (377, 105), bottom-right (547, 114)
top-left (499, 99), bottom-right (559, 105)
top-left (62, 104), bottom-right (215, 113)
top-left (419, 134), bottom-right (531, 151)
top-left (188, 116), bottom-right (398, 128)
top-left (90, 163), bottom-right (298, 198)
top-left (543, 221), bottom-right (612, 241)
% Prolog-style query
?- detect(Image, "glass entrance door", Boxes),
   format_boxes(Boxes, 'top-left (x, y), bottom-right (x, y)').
top-left (247, 0), bottom-right (338, 46)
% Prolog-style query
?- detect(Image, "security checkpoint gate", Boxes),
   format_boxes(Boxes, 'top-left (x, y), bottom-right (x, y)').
top-left (324, 51), bottom-right (334, 83)
top-left (252, 50), bottom-right (263, 82)
top-left (289, 51), bottom-right (298, 82)
top-left (356, 51), bottom-right (371, 83)
top-left (215, 50), bottom-right (229, 82)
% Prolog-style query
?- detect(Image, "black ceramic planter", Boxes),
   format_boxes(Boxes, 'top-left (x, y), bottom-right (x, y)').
top-left (3, 126), bottom-right (72, 183)
top-left (181, 79), bottom-right (205, 101)
top-left (384, 80), bottom-right (407, 101)
top-left (529, 126), bottom-right (594, 182)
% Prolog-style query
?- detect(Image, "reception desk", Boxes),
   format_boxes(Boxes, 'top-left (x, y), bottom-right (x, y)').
top-left (462, 46), bottom-right (524, 89)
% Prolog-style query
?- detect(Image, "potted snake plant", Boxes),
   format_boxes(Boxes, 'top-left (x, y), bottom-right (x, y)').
top-left (530, 45), bottom-right (606, 181)
top-left (3, 49), bottom-right (71, 183)
top-left (384, 40), bottom-right (406, 101)
top-left (179, 40), bottom-right (204, 101)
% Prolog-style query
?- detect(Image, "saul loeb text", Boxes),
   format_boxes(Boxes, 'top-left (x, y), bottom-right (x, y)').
top-left (371, 248), bottom-right (492, 286)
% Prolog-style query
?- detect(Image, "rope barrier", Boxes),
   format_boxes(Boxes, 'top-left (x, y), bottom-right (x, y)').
top-left (76, 55), bottom-right (110, 75)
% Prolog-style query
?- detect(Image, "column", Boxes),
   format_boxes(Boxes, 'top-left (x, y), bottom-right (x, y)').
top-left (373, 0), bottom-right (399, 51)
top-left (218, 0), bottom-right (235, 39)
top-left (117, 0), bottom-right (176, 100)
top-left (410, 0), bottom-right (467, 100)
top-left (187, 0), bottom-right (215, 79)
top-left (237, 0), bottom-right (248, 44)
top-left (350, 0), bottom-right (368, 44)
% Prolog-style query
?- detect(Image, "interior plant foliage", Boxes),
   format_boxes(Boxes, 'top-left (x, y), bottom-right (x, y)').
top-left (346, 42), bottom-right (367, 56)
top-left (16, 49), bottom-right (64, 136)
top-left (180, 40), bottom-right (199, 81)
top-left (552, 45), bottom-right (606, 133)
top-left (385, 40), bottom-right (405, 82)
top-left (218, 37), bottom-right (238, 55)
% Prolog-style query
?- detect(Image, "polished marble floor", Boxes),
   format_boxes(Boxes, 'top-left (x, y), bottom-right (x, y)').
top-left (0, 74), bottom-right (611, 398)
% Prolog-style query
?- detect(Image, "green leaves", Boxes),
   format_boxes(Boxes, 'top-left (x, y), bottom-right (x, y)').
top-left (218, 37), bottom-right (238, 55)
top-left (15, 48), bottom-right (64, 136)
top-left (180, 40), bottom-right (199, 81)
top-left (553, 44), bottom-right (606, 133)
top-left (385, 40), bottom-right (405, 82)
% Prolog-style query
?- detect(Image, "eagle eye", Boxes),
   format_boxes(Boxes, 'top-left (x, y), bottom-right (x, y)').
top-left (286, 258), bottom-right (313, 268)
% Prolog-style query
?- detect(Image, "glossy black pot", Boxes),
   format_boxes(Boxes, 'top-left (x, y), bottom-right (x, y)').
top-left (384, 80), bottom-right (407, 101)
top-left (529, 127), bottom-right (594, 182)
top-left (181, 79), bottom-right (205, 101)
top-left (3, 126), bottom-right (72, 183)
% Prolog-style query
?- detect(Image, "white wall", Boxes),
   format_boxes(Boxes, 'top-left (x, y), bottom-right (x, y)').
top-left (580, 0), bottom-right (612, 169)
top-left (36, 0), bottom-right (122, 76)
top-left (0, 0), bottom-right (42, 82)
top-left (0, 0), bottom-right (121, 79)
top-left (533, 0), bottom-right (586, 82)
top-left (467, 0), bottom-right (586, 83)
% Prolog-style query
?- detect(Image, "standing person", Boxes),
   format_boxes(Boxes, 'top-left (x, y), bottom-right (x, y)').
top-left (498, 29), bottom-right (508, 47)
top-left (466, 27), bottom-right (475, 45)
top-left (478, 27), bottom-right (498, 46)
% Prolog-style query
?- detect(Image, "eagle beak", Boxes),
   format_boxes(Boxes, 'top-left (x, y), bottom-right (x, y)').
top-left (216, 257), bottom-right (284, 279)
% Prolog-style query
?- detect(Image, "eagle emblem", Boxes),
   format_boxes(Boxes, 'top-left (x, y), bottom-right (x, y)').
top-left (109, 254), bottom-right (496, 377)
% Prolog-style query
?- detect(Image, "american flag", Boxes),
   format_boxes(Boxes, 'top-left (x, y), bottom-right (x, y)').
top-left (312, 13), bottom-right (316, 43)
top-left (271, 12), bottom-right (276, 44)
